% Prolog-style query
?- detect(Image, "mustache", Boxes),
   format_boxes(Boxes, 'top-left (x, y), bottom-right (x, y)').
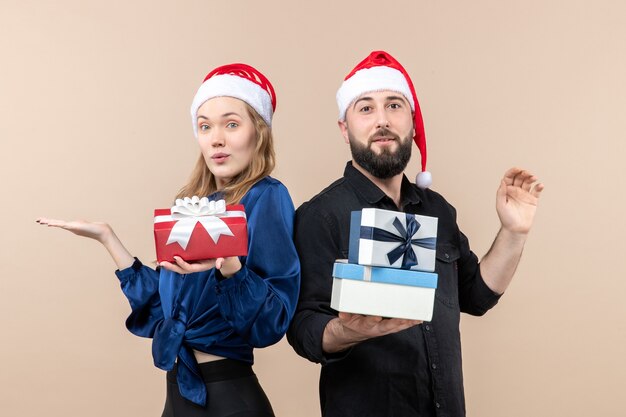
top-left (368, 128), bottom-right (400, 144)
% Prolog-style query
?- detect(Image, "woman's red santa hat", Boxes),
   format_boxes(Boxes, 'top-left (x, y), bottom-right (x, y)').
top-left (190, 63), bottom-right (276, 137)
top-left (336, 51), bottom-right (432, 188)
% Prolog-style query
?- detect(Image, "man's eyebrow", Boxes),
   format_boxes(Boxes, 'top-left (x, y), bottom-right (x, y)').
top-left (352, 96), bottom-right (374, 109)
top-left (386, 95), bottom-right (408, 103)
top-left (352, 95), bottom-right (409, 110)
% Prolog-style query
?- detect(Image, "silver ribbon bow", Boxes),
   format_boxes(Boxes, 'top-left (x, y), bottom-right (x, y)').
top-left (154, 197), bottom-right (245, 250)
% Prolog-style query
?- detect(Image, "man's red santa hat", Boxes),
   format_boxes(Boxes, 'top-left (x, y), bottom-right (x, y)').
top-left (336, 51), bottom-right (432, 188)
top-left (190, 63), bottom-right (276, 137)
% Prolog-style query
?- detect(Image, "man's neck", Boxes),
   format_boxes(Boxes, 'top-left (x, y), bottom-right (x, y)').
top-left (352, 161), bottom-right (404, 208)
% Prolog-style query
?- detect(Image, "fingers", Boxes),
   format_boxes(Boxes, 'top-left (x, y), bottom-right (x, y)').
top-left (512, 172), bottom-right (525, 188)
top-left (503, 167), bottom-right (523, 185)
top-left (337, 312), bottom-right (351, 321)
top-left (338, 312), bottom-right (361, 322)
top-left (36, 217), bottom-right (76, 231)
top-left (503, 168), bottom-right (542, 195)
top-left (37, 218), bottom-right (85, 229)
top-left (361, 315), bottom-right (384, 330)
top-left (531, 182), bottom-right (545, 198)
top-left (213, 256), bottom-right (242, 277)
top-left (521, 174), bottom-right (537, 192)
top-left (159, 257), bottom-right (193, 274)
top-left (173, 256), bottom-right (192, 269)
top-left (338, 312), bottom-right (380, 326)
top-left (338, 312), bottom-right (421, 337)
top-left (215, 258), bottom-right (224, 270)
top-left (509, 169), bottom-right (533, 188)
top-left (503, 167), bottom-right (534, 184)
top-left (159, 261), bottom-right (186, 274)
top-left (378, 318), bottom-right (422, 333)
top-left (36, 217), bottom-right (65, 227)
top-left (173, 256), bottom-right (206, 273)
top-left (160, 256), bottom-right (217, 274)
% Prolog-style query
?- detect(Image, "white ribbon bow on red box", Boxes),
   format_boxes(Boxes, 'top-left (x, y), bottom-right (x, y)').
top-left (153, 196), bottom-right (246, 250)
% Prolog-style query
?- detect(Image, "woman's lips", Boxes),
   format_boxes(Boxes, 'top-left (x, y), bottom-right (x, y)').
top-left (211, 153), bottom-right (230, 163)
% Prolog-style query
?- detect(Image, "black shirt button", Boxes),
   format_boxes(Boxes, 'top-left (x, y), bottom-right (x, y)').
top-left (435, 402), bottom-right (441, 409)
top-left (444, 253), bottom-right (450, 260)
top-left (425, 325), bottom-right (430, 331)
top-left (431, 363), bottom-right (437, 370)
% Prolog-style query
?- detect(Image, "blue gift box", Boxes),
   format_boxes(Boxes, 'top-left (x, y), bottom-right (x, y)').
top-left (333, 262), bottom-right (438, 288)
top-left (331, 261), bottom-right (438, 321)
top-left (349, 208), bottom-right (438, 272)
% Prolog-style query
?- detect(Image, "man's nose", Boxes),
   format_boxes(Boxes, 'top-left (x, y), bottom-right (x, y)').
top-left (375, 108), bottom-right (390, 129)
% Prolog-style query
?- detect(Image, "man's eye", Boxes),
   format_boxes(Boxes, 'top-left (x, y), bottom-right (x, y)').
top-left (226, 122), bottom-right (238, 128)
top-left (359, 106), bottom-right (372, 112)
top-left (389, 103), bottom-right (401, 109)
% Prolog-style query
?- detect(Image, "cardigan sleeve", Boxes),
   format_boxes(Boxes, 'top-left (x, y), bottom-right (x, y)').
top-left (214, 182), bottom-right (301, 347)
top-left (115, 258), bottom-right (163, 338)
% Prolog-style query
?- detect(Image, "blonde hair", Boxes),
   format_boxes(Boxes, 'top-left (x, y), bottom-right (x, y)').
top-left (176, 102), bottom-right (275, 205)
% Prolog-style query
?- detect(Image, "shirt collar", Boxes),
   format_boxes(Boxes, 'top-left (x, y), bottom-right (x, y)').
top-left (343, 162), bottom-right (422, 207)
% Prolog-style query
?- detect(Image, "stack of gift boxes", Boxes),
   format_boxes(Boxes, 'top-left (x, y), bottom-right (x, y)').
top-left (331, 208), bottom-right (439, 321)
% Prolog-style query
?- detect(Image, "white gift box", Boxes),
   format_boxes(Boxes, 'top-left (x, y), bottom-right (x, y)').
top-left (348, 208), bottom-right (438, 272)
top-left (330, 261), bottom-right (438, 321)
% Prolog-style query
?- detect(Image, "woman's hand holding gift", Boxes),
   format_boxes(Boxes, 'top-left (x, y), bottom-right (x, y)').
top-left (160, 255), bottom-right (242, 278)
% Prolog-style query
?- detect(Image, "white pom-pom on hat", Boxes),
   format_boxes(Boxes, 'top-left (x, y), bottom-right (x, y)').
top-left (416, 171), bottom-right (432, 189)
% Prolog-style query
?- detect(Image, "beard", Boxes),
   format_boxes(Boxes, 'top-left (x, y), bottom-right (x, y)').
top-left (348, 128), bottom-right (412, 179)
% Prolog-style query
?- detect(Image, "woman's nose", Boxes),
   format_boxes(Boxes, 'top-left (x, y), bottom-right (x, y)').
top-left (210, 129), bottom-right (225, 147)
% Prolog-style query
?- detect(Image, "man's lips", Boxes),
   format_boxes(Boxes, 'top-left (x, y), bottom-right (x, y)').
top-left (371, 136), bottom-right (398, 144)
top-left (370, 128), bottom-right (399, 143)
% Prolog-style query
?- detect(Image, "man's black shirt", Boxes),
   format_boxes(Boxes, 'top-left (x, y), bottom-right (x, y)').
top-left (287, 162), bottom-right (502, 417)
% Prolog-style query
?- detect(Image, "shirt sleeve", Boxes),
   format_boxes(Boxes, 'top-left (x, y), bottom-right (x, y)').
top-left (456, 230), bottom-right (502, 315)
top-left (115, 258), bottom-right (163, 338)
top-left (286, 202), bottom-right (345, 365)
top-left (445, 202), bottom-right (502, 315)
top-left (214, 182), bottom-right (301, 348)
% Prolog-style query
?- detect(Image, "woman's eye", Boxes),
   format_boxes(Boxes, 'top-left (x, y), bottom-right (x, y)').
top-left (226, 122), bottom-right (238, 128)
top-left (199, 124), bottom-right (210, 131)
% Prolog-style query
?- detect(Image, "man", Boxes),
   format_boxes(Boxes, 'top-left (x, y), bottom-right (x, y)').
top-left (287, 51), bottom-right (544, 417)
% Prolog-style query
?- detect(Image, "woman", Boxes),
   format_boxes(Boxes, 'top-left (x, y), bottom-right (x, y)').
top-left (38, 63), bottom-right (300, 417)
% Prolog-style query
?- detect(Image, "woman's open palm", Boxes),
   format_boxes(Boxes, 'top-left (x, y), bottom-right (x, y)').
top-left (37, 217), bottom-right (112, 243)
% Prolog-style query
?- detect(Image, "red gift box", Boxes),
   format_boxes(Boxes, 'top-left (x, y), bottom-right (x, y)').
top-left (153, 199), bottom-right (248, 263)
